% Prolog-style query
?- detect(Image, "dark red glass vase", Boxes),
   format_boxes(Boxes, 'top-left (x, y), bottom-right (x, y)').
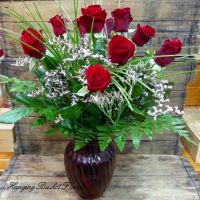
top-left (64, 140), bottom-right (116, 199)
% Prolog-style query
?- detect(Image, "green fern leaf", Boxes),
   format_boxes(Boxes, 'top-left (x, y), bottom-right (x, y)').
top-left (0, 107), bottom-right (34, 124)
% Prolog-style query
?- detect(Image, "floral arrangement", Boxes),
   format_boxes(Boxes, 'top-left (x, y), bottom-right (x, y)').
top-left (0, 1), bottom-right (197, 151)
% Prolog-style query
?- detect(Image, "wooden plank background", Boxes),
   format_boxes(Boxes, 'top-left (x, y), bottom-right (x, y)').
top-left (1, 154), bottom-right (200, 199)
top-left (0, 0), bottom-right (200, 155)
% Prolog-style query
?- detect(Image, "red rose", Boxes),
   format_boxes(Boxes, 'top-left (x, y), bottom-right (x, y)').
top-left (77, 5), bottom-right (107, 35)
top-left (86, 64), bottom-right (111, 93)
top-left (0, 49), bottom-right (4, 57)
top-left (49, 15), bottom-right (67, 37)
top-left (20, 27), bottom-right (46, 59)
top-left (111, 8), bottom-right (133, 32)
top-left (104, 18), bottom-right (114, 36)
top-left (132, 24), bottom-right (156, 47)
top-left (154, 38), bottom-right (183, 67)
top-left (109, 35), bottom-right (135, 65)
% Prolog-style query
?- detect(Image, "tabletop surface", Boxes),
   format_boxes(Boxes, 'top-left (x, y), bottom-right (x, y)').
top-left (0, 154), bottom-right (200, 200)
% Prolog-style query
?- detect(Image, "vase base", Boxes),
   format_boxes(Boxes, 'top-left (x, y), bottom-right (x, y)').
top-left (78, 194), bottom-right (103, 199)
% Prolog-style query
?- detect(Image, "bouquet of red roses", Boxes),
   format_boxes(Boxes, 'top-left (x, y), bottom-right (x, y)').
top-left (0, 1), bottom-right (196, 150)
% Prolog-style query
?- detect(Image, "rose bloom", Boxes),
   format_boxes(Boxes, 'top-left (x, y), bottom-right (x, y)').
top-left (49, 15), bottom-right (67, 37)
top-left (109, 35), bottom-right (135, 66)
top-left (86, 64), bottom-right (111, 93)
top-left (20, 27), bottom-right (46, 59)
top-left (154, 38), bottom-right (183, 67)
top-left (77, 5), bottom-right (107, 35)
top-left (112, 7), bottom-right (133, 32)
top-left (132, 24), bottom-right (156, 47)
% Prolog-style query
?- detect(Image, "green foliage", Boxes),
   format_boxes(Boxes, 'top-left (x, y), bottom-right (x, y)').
top-left (60, 105), bottom-right (82, 120)
top-left (98, 134), bottom-right (112, 151)
top-left (172, 118), bottom-right (197, 145)
top-left (73, 125), bottom-right (95, 151)
top-left (76, 86), bottom-right (89, 96)
top-left (33, 67), bottom-right (46, 85)
top-left (16, 94), bottom-right (56, 111)
top-left (131, 131), bottom-right (142, 149)
top-left (115, 133), bottom-right (126, 152)
top-left (41, 55), bottom-right (59, 70)
top-left (31, 117), bottom-right (47, 127)
top-left (0, 107), bottom-right (34, 124)
top-left (1, 0), bottom-right (195, 153)
top-left (38, 106), bottom-right (58, 121)
top-left (0, 75), bottom-right (36, 93)
top-left (81, 104), bottom-right (104, 128)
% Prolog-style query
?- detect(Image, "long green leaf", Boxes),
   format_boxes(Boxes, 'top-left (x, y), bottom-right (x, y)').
top-left (0, 107), bottom-right (34, 124)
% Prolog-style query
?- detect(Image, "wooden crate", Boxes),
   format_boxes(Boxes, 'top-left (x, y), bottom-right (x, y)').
top-left (0, 153), bottom-right (14, 175)
top-left (184, 61), bottom-right (200, 106)
top-left (0, 108), bottom-right (15, 153)
top-left (181, 106), bottom-right (200, 163)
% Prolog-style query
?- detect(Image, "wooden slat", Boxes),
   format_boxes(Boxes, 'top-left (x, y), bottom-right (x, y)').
top-left (14, 139), bottom-right (178, 155)
top-left (1, 154), bottom-right (200, 199)
top-left (181, 106), bottom-right (200, 163)
top-left (185, 64), bottom-right (200, 106)
top-left (183, 149), bottom-right (200, 176)
top-left (0, 152), bottom-right (14, 175)
top-left (1, 0), bottom-right (199, 22)
top-left (0, 141), bottom-right (14, 153)
top-left (0, 160), bottom-right (9, 175)
top-left (0, 153), bottom-right (14, 159)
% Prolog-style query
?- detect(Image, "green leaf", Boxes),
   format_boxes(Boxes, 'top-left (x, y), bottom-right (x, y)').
top-left (0, 107), bottom-right (34, 124)
top-left (115, 134), bottom-right (126, 152)
top-left (62, 130), bottom-right (72, 137)
top-left (144, 128), bottom-right (153, 140)
top-left (0, 75), bottom-right (36, 93)
top-left (98, 135), bottom-right (112, 151)
top-left (61, 120), bottom-right (73, 129)
top-left (44, 128), bottom-right (58, 135)
top-left (74, 140), bottom-right (86, 151)
top-left (29, 58), bottom-right (38, 71)
top-left (41, 55), bottom-right (58, 70)
top-left (33, 67), bottom-right (46, 84)
top-left (31, 118), bottom-right (47, 127)
top-left (76, 86), bottom-right (89, 96)
top-left (60, 105), bottom-right (82, 120)
top-left (16, 94), bottom-right (50, 109)
top-left (131, 131), bottom-right (141, 149)
top-left (132, 106), bottom-right (145, 116)
top-left (132, 84), bottom-right (144, 98)
top-left (38, 105), bottom-right (58, 121)
top-left (96, 125), bottom-right (110, 132)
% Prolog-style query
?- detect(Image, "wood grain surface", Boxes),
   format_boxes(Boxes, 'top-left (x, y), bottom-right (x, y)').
top-left (0, 154), bottom-right (200, 200)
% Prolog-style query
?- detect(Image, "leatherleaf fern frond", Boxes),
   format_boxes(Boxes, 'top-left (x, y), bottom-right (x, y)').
top-left (0, 75), bottom-right (36, 93)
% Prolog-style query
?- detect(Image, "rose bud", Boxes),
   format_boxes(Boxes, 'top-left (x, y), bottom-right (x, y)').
top-left (49, 15), bottom-right (67, 37)
top-left (104, 18), bottom-right (114, 36)
top-left (20, 27), bottom-right (46, 59)
top-left (111, 7), bottom-right (133, 32)
top-left (109, 35), bottom-right (135, 66)
top-left (86, 64), bottom-right (111, 93)
top-left (132, 24), bottom-right (156, 47)
top-left (154, 38), bottom-right (183, 67)
top-left (0, 49), bottom-right (4, 57)
top-left (77, 5), bottom-right (107, 35)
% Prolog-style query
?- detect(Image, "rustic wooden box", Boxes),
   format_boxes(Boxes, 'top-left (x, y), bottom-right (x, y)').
top-left (0, 108), bottom-right (15, 153)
